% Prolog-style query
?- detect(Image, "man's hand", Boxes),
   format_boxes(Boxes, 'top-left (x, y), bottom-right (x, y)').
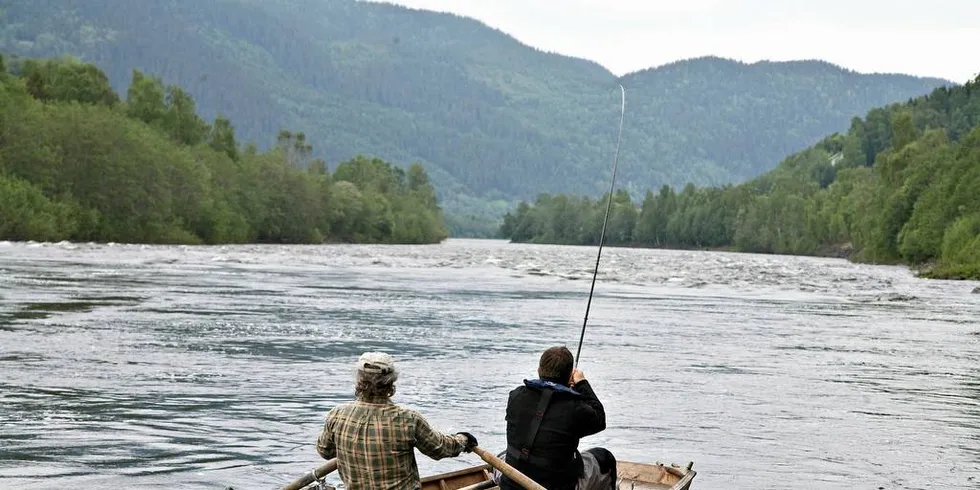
top-left (570, 368), bottom-right (586, 386)
top-left (455, 432), bottom-right (478, 452)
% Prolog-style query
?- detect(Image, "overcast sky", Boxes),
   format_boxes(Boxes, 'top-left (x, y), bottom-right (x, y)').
top-left (366, 0), bottom-right (979, 83)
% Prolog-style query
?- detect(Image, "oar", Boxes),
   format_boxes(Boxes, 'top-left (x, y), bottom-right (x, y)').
top-left (470, 446), bottom-right (546, 490)
top-left (281, 458), bottom-right (338, 490)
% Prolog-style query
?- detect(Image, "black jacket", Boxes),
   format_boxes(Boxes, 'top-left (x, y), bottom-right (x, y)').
top-left (499, 377), bottom-right (606, 490)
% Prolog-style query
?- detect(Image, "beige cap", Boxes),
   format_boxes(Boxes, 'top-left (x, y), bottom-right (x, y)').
top-left (356, 352), bottom-right (396, 374)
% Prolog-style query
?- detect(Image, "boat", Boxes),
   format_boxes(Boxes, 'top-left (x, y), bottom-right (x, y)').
top-left (288, 459), bottom-right (696, 490)
top-left (417, 460), bottom-right (697, 490)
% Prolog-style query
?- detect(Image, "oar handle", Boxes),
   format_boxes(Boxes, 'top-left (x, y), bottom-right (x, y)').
top-left (471, 446), bottom-right (546, 490)
top-left (281, 458), bottom-right (338, 490)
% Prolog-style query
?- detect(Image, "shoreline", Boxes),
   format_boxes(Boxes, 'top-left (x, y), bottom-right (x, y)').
top-left (504, 239), bottom-right (979, 282)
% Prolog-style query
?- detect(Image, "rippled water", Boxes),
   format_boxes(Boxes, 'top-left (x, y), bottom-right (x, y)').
top-left (1, 238), bottom-right (979, 490)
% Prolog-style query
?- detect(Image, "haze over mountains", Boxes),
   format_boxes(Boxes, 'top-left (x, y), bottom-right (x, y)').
top-left (0, 0), bottom-right (954, 232)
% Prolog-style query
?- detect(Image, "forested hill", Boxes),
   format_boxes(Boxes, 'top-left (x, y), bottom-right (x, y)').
top-left (499, 74), bottom-right (980, 280)
top-left (0, 0), bottom-right (951, 231)
top-left (0, 54), bottom-right (448, 245)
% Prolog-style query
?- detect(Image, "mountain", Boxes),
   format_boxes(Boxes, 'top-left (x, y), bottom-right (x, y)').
top-left (0, 0), bottom-right (953, 233)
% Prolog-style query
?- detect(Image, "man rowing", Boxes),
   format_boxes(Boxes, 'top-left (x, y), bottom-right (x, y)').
top-left (315, 352), bottom-right (478, 490)
top-left (495, 346), bottom-right (618, 490)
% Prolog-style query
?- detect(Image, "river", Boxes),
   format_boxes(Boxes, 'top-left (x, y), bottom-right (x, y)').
top-left (1, 238), bottom-right (978, 489)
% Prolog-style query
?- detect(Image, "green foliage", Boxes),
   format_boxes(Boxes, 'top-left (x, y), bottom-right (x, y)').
top-left (0, 173), bottom-right (83, 241)
top-left (17, 55), bottom-right (120, 106)
top-left (501, 74), bottom-right (980, 280)
top-left (0, 54), bottom-right (448, 244)
top-left (941, 214), bottom-right (980, 266)
top-left (0, 0), bottom-right (952, 235)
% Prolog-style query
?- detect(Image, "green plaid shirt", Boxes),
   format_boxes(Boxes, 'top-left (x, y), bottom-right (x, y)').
top-left (316, 400), bottom-right (466, 490)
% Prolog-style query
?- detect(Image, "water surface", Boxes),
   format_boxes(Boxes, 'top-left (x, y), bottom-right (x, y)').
top-left (1, 239), bottom-right (978, 489)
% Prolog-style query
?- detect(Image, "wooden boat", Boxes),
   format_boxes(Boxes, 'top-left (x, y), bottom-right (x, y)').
top-left (416, 461), bottom-right (697, 490)
top-left (289, 459), bottom-right (696, 490)
top-left (285, 446), bottom-right (695, 490)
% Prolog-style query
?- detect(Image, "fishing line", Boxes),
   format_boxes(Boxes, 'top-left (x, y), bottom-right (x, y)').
top-left (575, 83), bottom-right (626, 368)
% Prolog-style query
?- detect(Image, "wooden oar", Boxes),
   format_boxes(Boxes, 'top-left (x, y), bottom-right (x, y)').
top-left (280, 448), bottom-right (543, 490)
top-left (470, 446), bottom-right (546, 490)
top-left (281, 458), bottom-right (338, 490)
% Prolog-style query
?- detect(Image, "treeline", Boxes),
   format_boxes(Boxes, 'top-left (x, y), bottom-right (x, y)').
top-left (0, 54), bottom-right (448, 244)
top-left (500, 74), bottom-right (980, 280)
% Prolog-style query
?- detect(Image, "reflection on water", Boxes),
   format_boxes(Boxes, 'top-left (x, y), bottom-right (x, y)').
top-left (1, 238), bottom-right (979, 489)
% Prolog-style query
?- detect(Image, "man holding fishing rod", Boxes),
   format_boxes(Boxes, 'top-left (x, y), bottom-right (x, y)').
top-left (493, 346), bottom-right (617, 490)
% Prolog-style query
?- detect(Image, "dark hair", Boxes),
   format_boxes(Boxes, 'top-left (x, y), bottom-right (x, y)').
top-left (538, 346), bottom-right (574, 382)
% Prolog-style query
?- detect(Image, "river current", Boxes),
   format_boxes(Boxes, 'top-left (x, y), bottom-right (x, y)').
top-left (1, 238), bottom-right (978, 489)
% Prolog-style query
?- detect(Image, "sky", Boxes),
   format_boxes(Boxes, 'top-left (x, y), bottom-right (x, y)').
top-left (365, 0), bottom-right (979, 83)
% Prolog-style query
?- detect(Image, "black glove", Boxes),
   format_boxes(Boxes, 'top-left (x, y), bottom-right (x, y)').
top-left (455, 432), bottom-right (478, 452)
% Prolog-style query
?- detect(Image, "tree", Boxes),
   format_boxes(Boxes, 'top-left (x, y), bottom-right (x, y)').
top-left (208, 115), bottom-right (239, 161)
top-left (125, 70), bottom-right (167, 126)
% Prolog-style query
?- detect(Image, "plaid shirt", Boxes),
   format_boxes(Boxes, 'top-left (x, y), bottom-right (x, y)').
top-left (316, 399), bottom-right (466, 490)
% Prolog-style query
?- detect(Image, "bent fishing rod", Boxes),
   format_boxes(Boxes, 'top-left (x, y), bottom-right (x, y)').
top-left (575, 83), bottom-right (626, 368)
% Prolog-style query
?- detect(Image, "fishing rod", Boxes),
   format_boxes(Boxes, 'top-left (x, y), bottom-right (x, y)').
top-left (575, 83), bottom-right (626, 368)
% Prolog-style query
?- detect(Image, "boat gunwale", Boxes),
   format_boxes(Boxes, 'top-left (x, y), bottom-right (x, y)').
top-left (419, 463), bottom-right (491, 483)
top-left (417, 460), bottom-right (696, 490)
